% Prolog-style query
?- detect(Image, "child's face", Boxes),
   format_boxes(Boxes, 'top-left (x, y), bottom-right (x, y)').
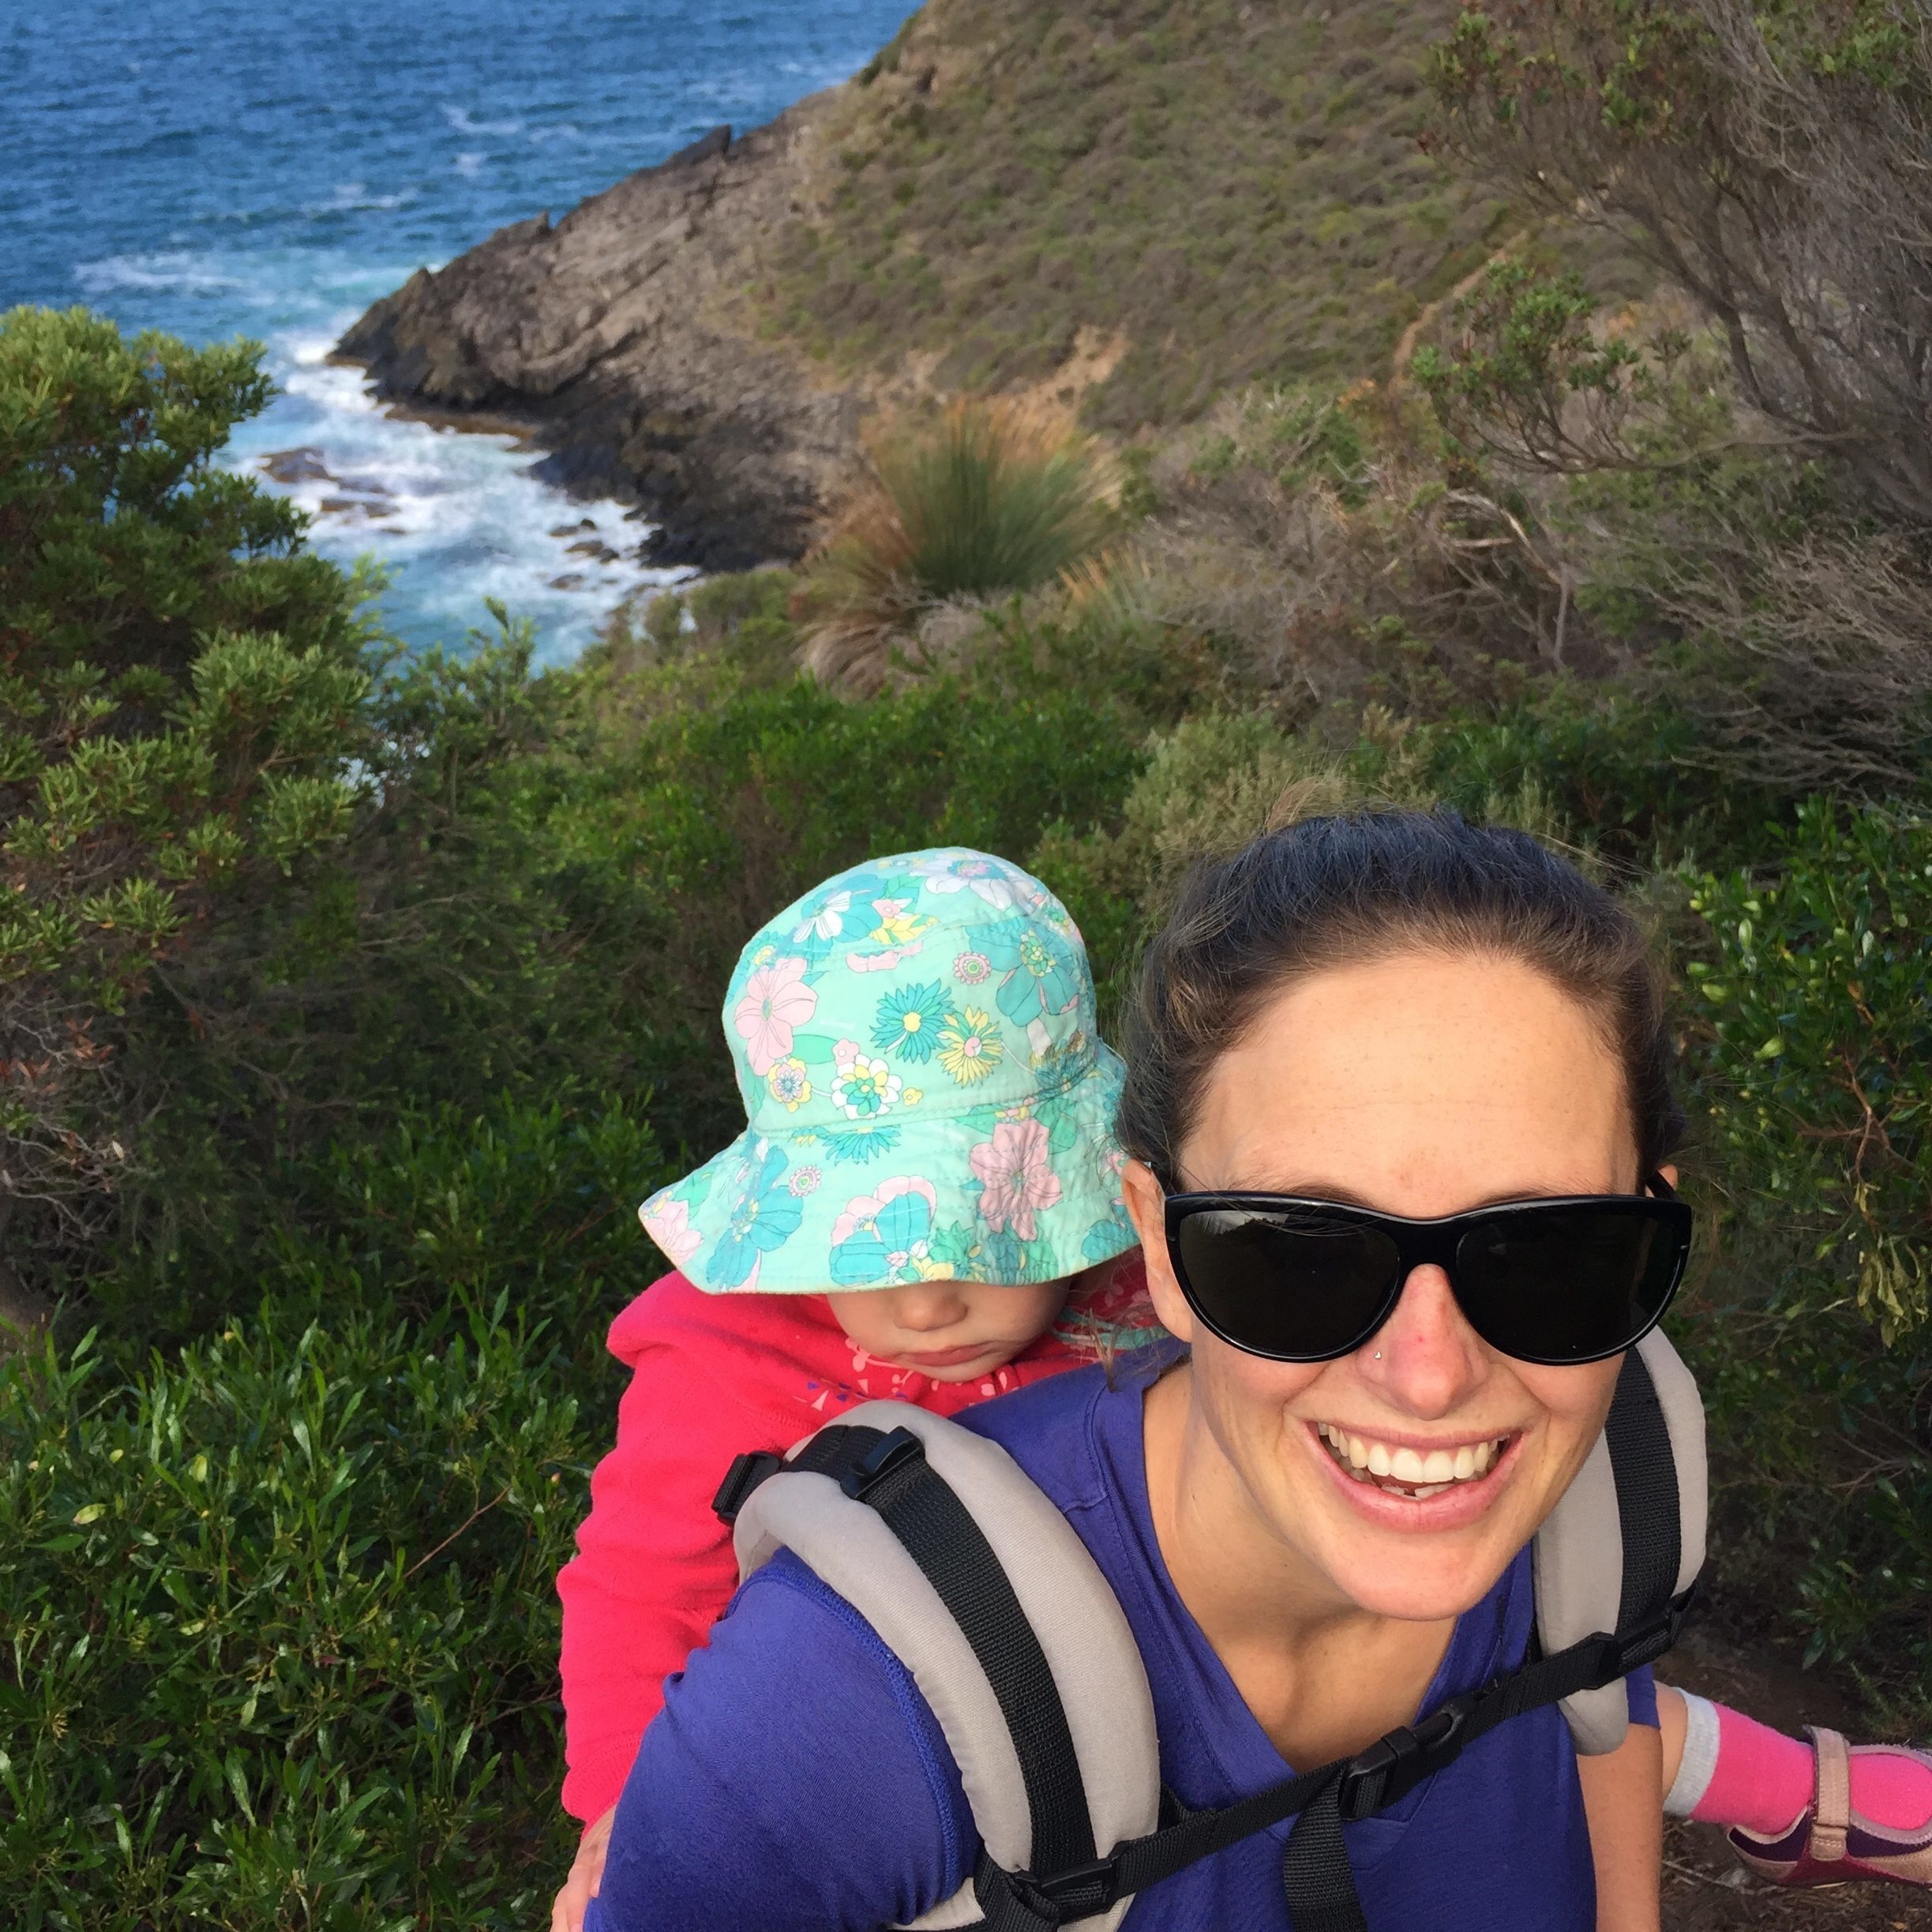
top-left (824, 1276), bottom-right (1072, 1382)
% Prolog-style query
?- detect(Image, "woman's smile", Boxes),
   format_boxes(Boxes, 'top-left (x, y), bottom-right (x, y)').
top-left (1304, 1415), bottom-right (1525, 1531)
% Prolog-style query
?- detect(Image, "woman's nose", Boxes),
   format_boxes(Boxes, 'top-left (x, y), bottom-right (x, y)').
top-left (1357, 1265), bottom-right (1490, 1417)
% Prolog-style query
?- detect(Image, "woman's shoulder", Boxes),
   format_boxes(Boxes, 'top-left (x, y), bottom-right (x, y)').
top-left (953, 1345), bottom-right (1175, 1516)
top-left (590, 1552), bottom-right (972, 1931)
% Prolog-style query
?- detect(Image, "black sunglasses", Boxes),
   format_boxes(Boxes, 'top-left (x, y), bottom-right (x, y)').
top-left (1162, 1177), bottom-right (1691, 1366)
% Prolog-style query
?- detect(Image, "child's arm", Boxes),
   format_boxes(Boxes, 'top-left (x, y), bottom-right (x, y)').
top-left (556, 1337), bottom-right (754, 1825)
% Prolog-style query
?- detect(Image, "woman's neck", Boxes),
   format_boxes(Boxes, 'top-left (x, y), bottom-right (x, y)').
top-left (1141, 1362), bottom-right (1460, 1769)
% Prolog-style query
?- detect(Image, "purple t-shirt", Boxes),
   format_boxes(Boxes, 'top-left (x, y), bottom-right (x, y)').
top-left (587, 1353), bottom-right (1655, 1931)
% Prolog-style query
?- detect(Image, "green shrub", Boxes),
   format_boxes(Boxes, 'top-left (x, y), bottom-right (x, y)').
top-left (0, 1097), bottom-right (668, 1931)
top-left (1687, 801), bottom-right (1932, 1338)
top-left (802, 401), bottom-right (1114, 689)
top-left (0, 308), bottom-right (377, 1254)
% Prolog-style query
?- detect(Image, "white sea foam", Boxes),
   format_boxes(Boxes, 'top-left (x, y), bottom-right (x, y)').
top-left (28, 0), bottom-right (917, 669)
top-left (76, 251), bottom-right (267, 300)
top-left (443, 106), bottom-right (524, 137)
top-left (305, 182), bottom-right (413, 214)
top-left (225, 315), bottom-right (692, 664)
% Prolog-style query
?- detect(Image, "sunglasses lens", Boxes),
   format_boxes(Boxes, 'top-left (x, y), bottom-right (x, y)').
top-left (1173, 1207), bottom-right (1400, 1360)
top-left (1454, 1206), bottom-right (1686, 1362)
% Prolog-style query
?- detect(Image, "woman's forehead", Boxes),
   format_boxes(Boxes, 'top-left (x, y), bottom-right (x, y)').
top-left (1187, 953), bottom-right (1633, 1205)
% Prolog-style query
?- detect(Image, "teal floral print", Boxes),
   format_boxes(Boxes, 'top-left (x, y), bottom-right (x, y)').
top-left (708, 1138), bottom-right (804, 1288)
top-left (766, 1056), bottom-right (812, 1111)
top-left (831, 1047), bottom-right (902, 1119)
top-left (981, 917), bottom-right (1084, 1023)
top-left (936, 1006), bottom-right (1004, 1085)
top-left (828, 1176), bottom-right (940, 1286)
top-left (817, 1122), bottom-right (903, 1164)
top-left (870, 980), bottom-right (948, 1063)
top-left (639, 846), bottom-right (1136, 1292)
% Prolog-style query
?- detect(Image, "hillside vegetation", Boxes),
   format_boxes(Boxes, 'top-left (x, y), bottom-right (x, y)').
top-left (767, 0), bottom-right (1509, 422)
top-left (6, 2), bottom-right (1932, 1926)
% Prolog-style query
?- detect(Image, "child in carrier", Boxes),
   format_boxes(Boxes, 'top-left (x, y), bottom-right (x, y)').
top-left (550, 846), bottom-right (1931, 1932)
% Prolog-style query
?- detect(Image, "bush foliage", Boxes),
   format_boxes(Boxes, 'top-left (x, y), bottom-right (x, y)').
top-left (801, 400), bottom-right (1116, 691)
top-left (1, 308), bottom-right (373, 1261)
top-left (6, 0), bottom-right (1932, 1915)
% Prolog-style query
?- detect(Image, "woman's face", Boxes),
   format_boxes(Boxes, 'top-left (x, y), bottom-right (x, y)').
top-left (1126, 949), bottom-right (1645, 1625)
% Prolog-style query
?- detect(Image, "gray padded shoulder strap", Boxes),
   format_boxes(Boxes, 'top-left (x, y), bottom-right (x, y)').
top-left (1535, 1329), bottom-right (1707, 1754)
top-left (733, 1401), bottom-right (1161, 1932)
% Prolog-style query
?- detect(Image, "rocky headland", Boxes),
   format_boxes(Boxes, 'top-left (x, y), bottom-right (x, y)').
top-left (337, 0), bottom-right (1499, 572)
top-left (336, 117), bottom-right (853, 571)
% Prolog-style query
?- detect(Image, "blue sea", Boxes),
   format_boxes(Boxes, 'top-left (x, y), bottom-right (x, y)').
top-left (4, 1), bottom-right (915, 661)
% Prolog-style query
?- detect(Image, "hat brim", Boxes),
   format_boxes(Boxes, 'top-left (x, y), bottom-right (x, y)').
top-left (641, 1046), bottom-right (1137, 1292)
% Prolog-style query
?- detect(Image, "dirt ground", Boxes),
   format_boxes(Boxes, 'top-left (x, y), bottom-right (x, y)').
top-left (1660, 1617), bottom-right (1932, 1932)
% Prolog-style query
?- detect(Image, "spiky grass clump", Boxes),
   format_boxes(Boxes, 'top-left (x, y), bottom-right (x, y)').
top-left (804, 400), bottom-right (1113, 690)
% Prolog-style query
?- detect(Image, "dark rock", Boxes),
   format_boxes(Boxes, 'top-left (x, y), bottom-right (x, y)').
top-left (333, 94), bottom-right (862, 570)
top-left (317, 496), bottom-right (395, 520)
top-left (261, 446), bottom-right (333, 484)
top-left (663, 125), bottom-right (731, 169)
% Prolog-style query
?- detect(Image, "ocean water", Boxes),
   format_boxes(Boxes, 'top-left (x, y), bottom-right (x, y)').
top-left (4, 0), bottom-right (915, 662)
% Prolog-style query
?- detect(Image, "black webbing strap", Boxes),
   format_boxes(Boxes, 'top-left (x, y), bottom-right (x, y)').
top-left (968, 1592), bottom-right (1694, 1929)
top-left (1603, 1348), bottom-right (1682, 1633)
top-left (778, 1425), bottom-right (1098, 1883)
top-left (1281, 1770), bottom-right (1365, 1932)
top-left (726, 1415), bottom-right (1694, 1931)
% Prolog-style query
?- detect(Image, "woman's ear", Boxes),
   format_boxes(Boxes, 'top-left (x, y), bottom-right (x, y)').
top-left (1123, 1157), bottom-right (1195, 1343)
top-left (1659, 1162), bottom-right (1679, 1191)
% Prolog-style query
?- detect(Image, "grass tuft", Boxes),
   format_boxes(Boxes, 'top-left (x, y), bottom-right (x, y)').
top-left (803, 400), bottom-right (1113, 689)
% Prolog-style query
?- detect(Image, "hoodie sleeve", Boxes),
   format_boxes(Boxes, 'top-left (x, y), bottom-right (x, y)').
top-left (555, 1301), bottom-right (754, 1823)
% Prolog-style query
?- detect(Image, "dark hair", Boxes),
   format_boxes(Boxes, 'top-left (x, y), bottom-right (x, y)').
top-left (1118, 809), bottom-right (1685, 1186)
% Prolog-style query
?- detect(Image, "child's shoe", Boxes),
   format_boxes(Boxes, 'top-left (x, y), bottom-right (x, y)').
top-left (1728, 1728), bottom-right (1932, 1888)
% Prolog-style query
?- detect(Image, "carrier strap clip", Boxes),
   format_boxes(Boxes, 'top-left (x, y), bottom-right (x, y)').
top-left (711, 1450), bottom-right (785, 1525)
top-left (1338, 1690), bottom-right (1479, 1818)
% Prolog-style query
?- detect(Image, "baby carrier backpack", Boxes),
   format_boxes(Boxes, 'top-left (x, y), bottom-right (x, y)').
top-left (711, 1330), bottom-right (1706, 1932)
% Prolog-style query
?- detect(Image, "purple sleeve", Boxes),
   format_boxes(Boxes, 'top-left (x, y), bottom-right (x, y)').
top-left (1625, 1664), bottom-right (1658, 1729)
top-left (585, 1555), bottom-right (974, 1932)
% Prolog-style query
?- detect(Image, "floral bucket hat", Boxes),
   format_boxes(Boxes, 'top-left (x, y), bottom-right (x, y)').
top-left (640, 848), bottom-right (1139, 1292)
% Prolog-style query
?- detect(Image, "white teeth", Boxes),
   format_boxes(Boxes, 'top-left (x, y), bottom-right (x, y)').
top-left (1315, 1424), bottom-right (1510, 1495)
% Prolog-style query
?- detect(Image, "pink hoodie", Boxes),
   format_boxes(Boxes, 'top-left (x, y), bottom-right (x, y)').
top-left (555, 1266), bottom-right (1146, 1822)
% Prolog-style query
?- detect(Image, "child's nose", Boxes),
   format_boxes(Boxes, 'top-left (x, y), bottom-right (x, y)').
top-left (893, 1285), bottom-right (969, 1332)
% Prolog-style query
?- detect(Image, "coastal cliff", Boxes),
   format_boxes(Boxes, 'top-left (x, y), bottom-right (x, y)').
top-left (339, 0), bottom-right (1493, 568)
top-left (336, 117), bottom-right (847, 570)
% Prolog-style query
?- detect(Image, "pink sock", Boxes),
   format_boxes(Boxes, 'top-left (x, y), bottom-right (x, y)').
top-left (1674, 1696), bottom-right (1932, 1835)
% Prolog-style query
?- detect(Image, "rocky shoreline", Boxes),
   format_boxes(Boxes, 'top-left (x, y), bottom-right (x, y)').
top-left (334, 111), bottom-right (859, 572)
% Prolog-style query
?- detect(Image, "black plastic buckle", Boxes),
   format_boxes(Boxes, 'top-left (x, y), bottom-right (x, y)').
top-left (1338, 1691), bottom-right (1478, 1819)
top-left (1615, 1585), bottom-right (1698, 1672)
top-left (711, 1450), bottom-right (784, 1525)
top-left (1011, 1853), bottom-right (1122, 1920)
top-left (839, 1425), bottom-right (926, 1503)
